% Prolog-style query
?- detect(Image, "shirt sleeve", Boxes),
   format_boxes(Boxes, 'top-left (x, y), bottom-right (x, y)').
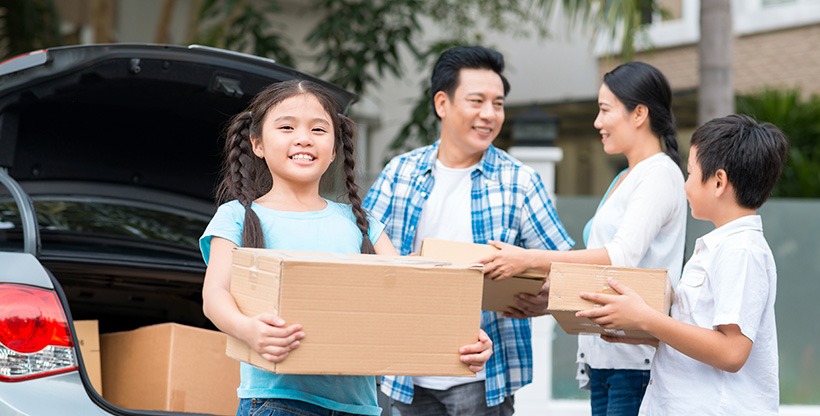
top-left (363, 160), bottom-right (396, 225)
top-left (519, 168), bottom-right (574, 251)
top-left (604, 164), bottom-right (682, 267)
top-left (711, 246), bottom-right (771, 342)
top-left (199, 202), bottom-right (244, 265)
top-left (366, 212), bottom-right (386, 245)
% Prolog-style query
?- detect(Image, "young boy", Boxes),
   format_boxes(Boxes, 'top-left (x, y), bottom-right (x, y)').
top-left (576, 114), bottom-right (789, 415)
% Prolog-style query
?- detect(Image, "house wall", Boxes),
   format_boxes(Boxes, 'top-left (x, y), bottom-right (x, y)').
top-left (599, 24), bottom-right (820, 97)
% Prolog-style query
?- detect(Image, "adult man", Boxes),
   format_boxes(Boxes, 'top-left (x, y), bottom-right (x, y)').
top-left (364, 45), bottom-right (574, 415)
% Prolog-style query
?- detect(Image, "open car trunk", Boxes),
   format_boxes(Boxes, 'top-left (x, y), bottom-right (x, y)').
top-left (0, 44), bottom-right (357, 414)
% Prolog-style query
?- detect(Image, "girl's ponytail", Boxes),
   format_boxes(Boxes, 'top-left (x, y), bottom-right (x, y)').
top-left (338, 114), bottom-right (375, 254)
top-left (216, 111), bottom-right (268, 248)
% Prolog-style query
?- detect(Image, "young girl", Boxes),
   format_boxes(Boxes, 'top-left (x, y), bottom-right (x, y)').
top-left (480, 62), bottom-right (687, 416)
top-left (199, 79), bottom-right (492, 416)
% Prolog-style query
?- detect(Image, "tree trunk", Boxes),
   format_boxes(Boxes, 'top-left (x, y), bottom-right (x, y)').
top-left (698, 0), bottom-right (734, 125)
top-left (155, 0), bottom-right (177, 44)
top-left (91, 0), bottom-right (115, 43)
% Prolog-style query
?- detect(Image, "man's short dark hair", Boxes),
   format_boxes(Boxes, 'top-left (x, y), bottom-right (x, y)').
top-left (690, 114), bottom-right (789, 209)
top-left (429, 45), bottom-right (511, 119)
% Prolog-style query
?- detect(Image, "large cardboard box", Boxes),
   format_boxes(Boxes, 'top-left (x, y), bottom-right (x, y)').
top-left (228, 248), bottom-right (483, 376)
top-left (100, 323), bottom-right (240, 415)
top-left (418, 238), bottom-right (547, 312)
top-left (74, 320), bottom-right (102, 395)
top-left (547, 262), bottom-right (671, 338)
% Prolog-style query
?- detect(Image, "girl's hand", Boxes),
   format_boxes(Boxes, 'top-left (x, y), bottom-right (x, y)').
top-left (575, 277), bottom-right (656, 332)
top-left (479, 241), bottom-right (534, 281)
top-left (459, 329), bottom-right (493, 373)
top-left (241, 313), bottom-right (305, 363)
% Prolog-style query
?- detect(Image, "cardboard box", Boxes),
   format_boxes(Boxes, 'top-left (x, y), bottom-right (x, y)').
top-left (228, 248), bottom-right (483, 376)
top-left (418, 238), bottom-right (548, 312)
top-left (74, 320), bottom-right (102, 395)
top-left (100, 323), bottom-right (240, 415)
top-left (547, 262), bottom-right (671, 338)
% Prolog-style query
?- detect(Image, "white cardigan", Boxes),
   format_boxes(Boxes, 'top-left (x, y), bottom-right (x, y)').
top-left (577, 152), bottom-right (687, 382)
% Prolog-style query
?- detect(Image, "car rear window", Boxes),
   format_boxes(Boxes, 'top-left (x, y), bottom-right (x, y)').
top-left (0, 199), bottom-right (208, 259)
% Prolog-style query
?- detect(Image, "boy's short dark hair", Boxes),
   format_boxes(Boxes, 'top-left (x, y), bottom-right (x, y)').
top-left (429, 45), bottom-right (511, 119)
top-left (690, 114), bottom-right (789, 209)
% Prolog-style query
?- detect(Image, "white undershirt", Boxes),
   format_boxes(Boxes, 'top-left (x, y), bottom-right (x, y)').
top-left (413, 160), bottom-right (486, 390)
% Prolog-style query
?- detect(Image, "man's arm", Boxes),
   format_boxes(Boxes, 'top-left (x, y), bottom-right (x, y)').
top-left (363, 165), bottom-right (394, 223)
top-left (504, 169), bottom-right (574, 318)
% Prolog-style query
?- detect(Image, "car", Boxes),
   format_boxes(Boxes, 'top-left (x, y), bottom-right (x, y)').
top-left (0, 43), bottom-right (357, 415)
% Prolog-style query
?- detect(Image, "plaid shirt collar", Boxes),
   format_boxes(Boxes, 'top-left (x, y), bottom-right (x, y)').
top-left (412, 140), bottom-right (501, 182)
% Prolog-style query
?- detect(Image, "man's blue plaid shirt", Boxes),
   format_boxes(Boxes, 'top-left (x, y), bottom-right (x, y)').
top-left (363, 141), bottom-right (574, 407)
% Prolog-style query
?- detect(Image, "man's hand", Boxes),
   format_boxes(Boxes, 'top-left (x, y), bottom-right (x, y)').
top-left (459, 329), bottom-right (494, 373)
top-left (504, 280), bottom-right (550, 318)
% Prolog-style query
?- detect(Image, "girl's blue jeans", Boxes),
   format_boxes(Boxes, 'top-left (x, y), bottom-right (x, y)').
top-left (236, 398), bottom-right (365, 416)
top-left (589, 368), bottom-right (650, 416)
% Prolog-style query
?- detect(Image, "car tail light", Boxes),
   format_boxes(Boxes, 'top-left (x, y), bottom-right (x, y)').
top-left (0, 284), bottom-right (77, 382)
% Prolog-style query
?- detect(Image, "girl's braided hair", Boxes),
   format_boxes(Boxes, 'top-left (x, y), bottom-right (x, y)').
top-left (215, 80), bottom-right (375, 254)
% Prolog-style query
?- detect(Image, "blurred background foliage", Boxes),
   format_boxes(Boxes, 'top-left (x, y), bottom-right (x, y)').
top-left (737, 89), bottom-right (820, 197)
top-left (1, 0), bottom-right (817, 196)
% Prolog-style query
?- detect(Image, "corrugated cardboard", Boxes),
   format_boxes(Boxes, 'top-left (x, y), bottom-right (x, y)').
top-left (74, 320), bottom-right (102, 395)
top-left (547, 262), bottom-right (671, 338)
top-left (228, 248), bottom-right (483, 376)
top-left (100, 323), bottom-right (240, 415)
top-left (418, 238), bottom-right (548, 312)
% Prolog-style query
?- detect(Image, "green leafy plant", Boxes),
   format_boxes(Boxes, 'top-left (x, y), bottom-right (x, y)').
top-left (737, 88), bottom-right (820, 197)
top-left (0, 0), bottom-right (62, 60)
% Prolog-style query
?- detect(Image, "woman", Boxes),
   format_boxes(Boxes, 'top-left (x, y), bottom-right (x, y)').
top-left (481, 61), bottom-right (687, 416)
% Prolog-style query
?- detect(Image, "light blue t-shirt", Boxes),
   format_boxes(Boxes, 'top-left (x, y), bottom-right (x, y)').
top-left (199, 199), bottom-right (385, 416)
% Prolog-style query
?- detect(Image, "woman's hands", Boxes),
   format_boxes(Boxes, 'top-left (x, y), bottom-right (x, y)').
top-left (480, 241), bottom-right (544, 280)
top-left (459, 329), bottom-right (494, 373)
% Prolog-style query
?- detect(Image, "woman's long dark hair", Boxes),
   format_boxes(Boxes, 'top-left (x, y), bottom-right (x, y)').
top-left (215, 80), bottom-right (375, 254)
top-left (604, 61), bottom-right (681, 165)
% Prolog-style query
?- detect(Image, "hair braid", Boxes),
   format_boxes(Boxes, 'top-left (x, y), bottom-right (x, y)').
top-left (216, 111), bottom-right (267, 248)
top-left (338, 114), bottom-right (375, 254)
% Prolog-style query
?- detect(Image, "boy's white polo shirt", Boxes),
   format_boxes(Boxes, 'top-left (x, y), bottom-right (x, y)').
top-left (641, 215), bottom-right (779, 415)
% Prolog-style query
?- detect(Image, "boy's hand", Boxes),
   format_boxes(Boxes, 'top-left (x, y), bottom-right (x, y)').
top-left (480, 241), bottom-right (532, 281)
top-left (459, 329), bottom-right (493, 373)
top-left (600, 334), bottom-right (659, 347)
top-left (243, 313), bottom-right (305, 363)
top-left (575, 277), bottom-right (655, 332)
top-left (504, 281), bottom-right (550, 318)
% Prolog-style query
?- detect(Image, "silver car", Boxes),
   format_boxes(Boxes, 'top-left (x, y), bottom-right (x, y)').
top-left (0, 44), bottom-right (356, 415)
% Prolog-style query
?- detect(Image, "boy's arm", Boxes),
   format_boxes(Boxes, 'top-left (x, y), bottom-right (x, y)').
top-left (576, 278), bottom-right (753, 373)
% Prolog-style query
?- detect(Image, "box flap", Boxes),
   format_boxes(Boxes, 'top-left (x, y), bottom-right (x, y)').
top-left (419, 239), bottom-right (547, 279)
top-left (75, 319), bottom-right (102, 395)
top-left (418, 238), bottom-right (547, 312)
